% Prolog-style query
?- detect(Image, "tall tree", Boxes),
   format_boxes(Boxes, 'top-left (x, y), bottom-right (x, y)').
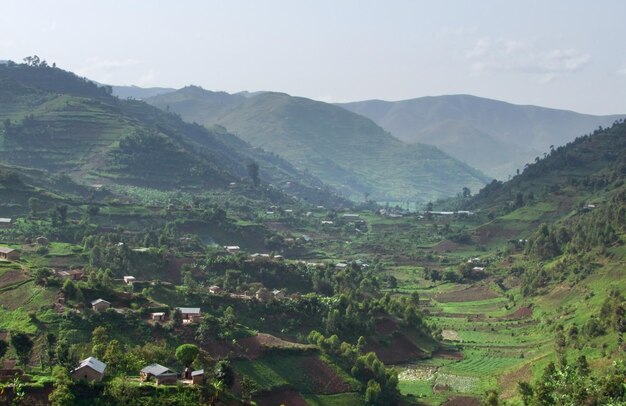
top-left (246, 161), bottom-right (260, 187)
top-left (11, 332), bottom-right (34, 366)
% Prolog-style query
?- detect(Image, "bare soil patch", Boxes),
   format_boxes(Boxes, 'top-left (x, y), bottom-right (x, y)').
top-left (433, 240), bottom-right (463, 253)
top-left (499, 363), bottom-right (532, 399)
top-left (254, 389), bottom-right (308, 406)
top-left (501, 306), bottom-right (533, 320)
top-left (303, 356), bottom-right (352, 394)
top-left (373, 333), bottom-right (426, 364)
top-left (238, 333), bottom-right (314, 360)
top-left (434, 350), bottom-right (464, 361)
top-left (0, 270), bottom-right (27, 288)
top-left (435, 285), bottom-right (499, 303)
top-left (375, 317), bottom-right (399, 335)
top-left (442, 395), bottom-right (481, 406)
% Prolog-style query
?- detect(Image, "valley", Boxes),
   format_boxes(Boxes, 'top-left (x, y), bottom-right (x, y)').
top-left (0, 60), bottom-right (624, 406)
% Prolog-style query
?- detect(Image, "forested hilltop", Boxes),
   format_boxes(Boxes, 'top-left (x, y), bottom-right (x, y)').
top-left (0, 57), bottom-right (625, 406)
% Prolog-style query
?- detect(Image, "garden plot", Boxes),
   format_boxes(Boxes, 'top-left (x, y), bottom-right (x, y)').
top-left (398, 365), bottom-right (480, 397)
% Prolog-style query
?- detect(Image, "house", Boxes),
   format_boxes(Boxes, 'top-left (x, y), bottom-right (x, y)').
top-left (71, 357), bottom-right (107, 382)
top-left (255, 288), bottom-right (272, 303)
top-left (140, 364), bottom-right (178, 385)
top-left (300, 234), bottom-right (311, 242)
top-left (335, 263), bottom-right (348, 270)
top-left (208, 285), bottom-right (222, 294)
top-left (91, 299), bottom-right (111, 311)
top-left (472, 267), bottom-right (485, 273)
top-left (56, 269), bottom-right (84, 281)
top-left (35, 236), bottom-right (48, 246)
top-left (123, 276), bottom-right (136, 284)
top-left (272, 289), bottom-right (285, 299)
top-left (0, 247), bottom-right (19, 261)
top-left (250, 253), bottom-right (271, 262)
top-left (321, 220), bottom-right (334, 225)
top-left (151, 312), bottom-right (166, 322)
top-left (342, 214), bottom-right (360, 220)
top-left (191, 369), bottom-right (204, 385)
top-left (177, 307), bottom-right (201, 323)
top-left (0, 218), bottom-right (13, 228)
top-left (224, 245), bottom-right (240, 254)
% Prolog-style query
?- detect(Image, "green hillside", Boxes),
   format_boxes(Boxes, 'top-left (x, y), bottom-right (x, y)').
top-left (338, 95), bottom-right (623, 179)
top-left (146, 87), bottom-right (490, 202)
top-left (0, 63), bottom-right (345, 206)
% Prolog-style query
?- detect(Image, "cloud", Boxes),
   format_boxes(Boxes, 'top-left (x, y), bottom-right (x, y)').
top-left (466, 37), bottom-right (590, 80)
top-left (617, 63), bottom-right (626, 76)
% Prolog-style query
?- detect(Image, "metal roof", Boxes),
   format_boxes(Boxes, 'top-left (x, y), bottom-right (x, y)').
top-left (0, 247), bottom-right (15, 254)
top-left (177, 307), bottom-right (200, 314)
top-left (141, 363), bottom-right (174, 376)
top-left (91, 299), bottom-right (111, 306)
top-left (77, 357), bottom-right (107, 374)
top-left (191, 369), bottom-right (204, 376)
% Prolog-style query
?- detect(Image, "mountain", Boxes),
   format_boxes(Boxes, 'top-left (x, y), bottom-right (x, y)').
top-left (337, 95), bottom-right (624, 179)
top-left (0, 62), bottom-right (345, 206)
top-left (146, 87), bottom-right (490, 202)
top-left (111, 85), bottom-right (177, 100)
top-left (465, 119), bottom-right (626, 215)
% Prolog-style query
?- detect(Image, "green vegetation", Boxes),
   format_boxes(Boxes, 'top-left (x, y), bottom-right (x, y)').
top-left (0, 59), bottom-right (625, 406)
top-left (146, 87), bottom-right (489, 202)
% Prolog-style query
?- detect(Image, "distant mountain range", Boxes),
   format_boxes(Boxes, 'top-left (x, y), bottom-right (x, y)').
top-left (146, 87), bottom-right (490, 202)
top-left (112, 85), bottom-right (176, 100)
top-left (337, 95), bottom-right (623, 178)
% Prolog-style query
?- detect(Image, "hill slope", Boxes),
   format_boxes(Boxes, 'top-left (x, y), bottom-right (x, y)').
top-left (0, 62), bottom-right (344, 206)
top-left (146, 87), bottom-right (490, 202)
top-left (338, 95), bottom-right (623, 179)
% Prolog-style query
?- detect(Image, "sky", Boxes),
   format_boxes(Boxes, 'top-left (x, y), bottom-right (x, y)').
top-left (1, 0), bottom-right (625, 115)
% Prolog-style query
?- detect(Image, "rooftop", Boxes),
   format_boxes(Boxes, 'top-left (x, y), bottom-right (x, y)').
top-left (177, 307), bottom-right (201, 314)
top-left (77, 357), bottom-right (107, 374)
top-left (141, 363), bottom-right (174, 376)
top-left (91, 299), bottom-right (110, 306)
top-left (0, 247), bottom-right (15, 254)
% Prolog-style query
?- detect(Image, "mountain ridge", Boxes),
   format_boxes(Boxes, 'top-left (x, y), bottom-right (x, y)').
top-left (337, 94), bottom-right (623, 179)
top-left (146, 87), bottom-right (490, 202)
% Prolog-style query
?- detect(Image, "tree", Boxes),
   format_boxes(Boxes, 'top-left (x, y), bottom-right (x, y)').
top-left (46, 333), bottom-right (57, 371)
top-left (462, 187), bottom-right (471, 198)
top-left (91, 326), bottom-right (108, 359)
top-left (246, 161), bottom-right (260, 187)
top-left (214, 359), bottom-right (235, 388)
top-left (175, 344), bottom-right (199, 368)
top-left (28, 197), bottom-right (40, 218)
top-left (62, 279), bottom-right (77, 300)
top-left (483, 389), bottom-right (499, 406)
top-left (48, 366), bottom-right (75, 406)
top-left (0, 339), bottom-right (7, 359)
top-left (365, 379), bottom-right (382, 404)
top-left (103, 340), bottom-right (123, 373)
top-left (10, 332), bottom-right (33, 366)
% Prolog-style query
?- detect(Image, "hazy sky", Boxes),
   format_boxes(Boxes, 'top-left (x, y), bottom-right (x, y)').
top-left (1, 1), bottom-right (625, 115)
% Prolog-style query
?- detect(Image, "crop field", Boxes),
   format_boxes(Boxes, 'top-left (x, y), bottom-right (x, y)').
top-left (234, 354), bottom-right (357, 395)
top-left (389, 251), bottom-right (558, 403)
